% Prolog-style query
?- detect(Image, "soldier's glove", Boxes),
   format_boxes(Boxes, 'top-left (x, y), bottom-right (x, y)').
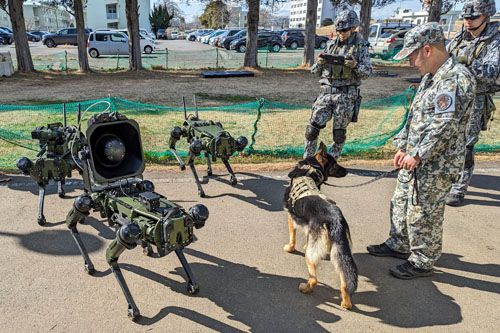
top-left (344, 56), bottom-right (357, 69)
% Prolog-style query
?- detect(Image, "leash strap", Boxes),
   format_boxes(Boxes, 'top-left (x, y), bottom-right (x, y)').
top-left (323, 168), bottom-right (400, 188)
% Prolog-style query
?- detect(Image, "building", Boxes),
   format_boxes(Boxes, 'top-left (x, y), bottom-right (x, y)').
top-left (0, 1), bottom-right (74, 31)
top-left (391, 7), bottom-right (461, 37)
top-left (289, 0), bottom-right (337, 28)
top-left (84, 0), bottom-right (151, 31)
top-left (228, 6), bottom-right (247, 28)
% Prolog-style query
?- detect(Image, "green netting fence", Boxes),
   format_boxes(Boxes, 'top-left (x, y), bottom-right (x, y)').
top-left (0, 89), bottom-right (499, 170)
top-left (17, 48), bottom-right (326, 71)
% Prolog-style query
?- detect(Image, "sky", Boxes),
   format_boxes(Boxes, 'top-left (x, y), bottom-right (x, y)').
top-left (152, 1), bottom-right (463, 23)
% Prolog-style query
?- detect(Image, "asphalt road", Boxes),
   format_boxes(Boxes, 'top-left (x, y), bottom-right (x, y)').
top-left (0, 161), bottom-right (498, 332)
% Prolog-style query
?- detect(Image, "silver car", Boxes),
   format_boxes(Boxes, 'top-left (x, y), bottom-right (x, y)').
top-left (87, 31), bottom-right (155, 58)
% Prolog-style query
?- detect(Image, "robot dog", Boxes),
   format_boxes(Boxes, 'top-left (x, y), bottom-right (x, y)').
top-left (65, 111), bottom-right (209, 321)
top-left (169, 96), bottom-right (248, 197)
top-left (17, 105), bottom-right (85, 226)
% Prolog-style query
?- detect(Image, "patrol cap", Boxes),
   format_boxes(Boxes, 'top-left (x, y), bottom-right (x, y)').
top-left (393, 22), bottom-right (445, 61)
top-left (461, 0), bottom-right (496, 19)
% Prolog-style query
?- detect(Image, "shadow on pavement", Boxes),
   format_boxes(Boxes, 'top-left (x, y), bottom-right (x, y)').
top-left (123, 248), bottom-right (341, 331)
top-left (206, 172), bottom-right (287, 212)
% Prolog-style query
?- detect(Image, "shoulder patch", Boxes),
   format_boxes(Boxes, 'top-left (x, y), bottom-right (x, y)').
top-left (435, 92), bottom-right (455, 114)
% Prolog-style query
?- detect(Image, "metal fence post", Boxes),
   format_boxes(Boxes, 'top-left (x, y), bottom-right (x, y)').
top-left (165, 48), bottom-right (168, 69)
top-left (265, 47), bottom-right (269, 68)
top-left (64, 50), bottom-right (68, 71)
top-left (216, 47), bottom-right (219, 68)
top-left (116, 54), bottom-right (119, 69)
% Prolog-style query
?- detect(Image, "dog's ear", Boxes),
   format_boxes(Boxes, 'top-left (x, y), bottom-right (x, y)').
top-left (314, 142), bottom-right (328, 169)
top-left (327, 155), bottom-right (348, 178)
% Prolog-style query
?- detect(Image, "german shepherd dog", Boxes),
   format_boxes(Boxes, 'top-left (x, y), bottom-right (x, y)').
top-left (283, 142), bottom-right (358, 309)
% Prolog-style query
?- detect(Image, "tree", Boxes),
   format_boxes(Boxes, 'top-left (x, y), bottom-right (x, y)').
top-left (199, 0), bottom-right (229, 29)
top-left (302, 0), bottom-right (318, 66)
top-left (44, 0), bottom-right (89, 72)
top-left (0, 0), bottom-right (34, 72)
top-left (149, 2), bottom-right (175, 35)
top-left (244, 0), bottom-right (260, 67)
top-left (321, 18), bottom-right (334, 26)
top-left (423, 0), bottom-right (462, 22)
top-left (125, 0), bottom-right (142, 70)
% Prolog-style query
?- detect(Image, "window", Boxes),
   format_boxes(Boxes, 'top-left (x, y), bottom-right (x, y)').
top-left (111, 33), bottom-right (127, 42)
top-left (95, 34), bottom-right (109, 42)
top-left (417, 19), bottom-right (421, 24)
top-left (369, 26), bottom-right (378, 38)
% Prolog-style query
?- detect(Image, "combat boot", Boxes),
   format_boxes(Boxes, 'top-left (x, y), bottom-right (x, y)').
top-left (445, 193), bottom-right (465, 207)
top-left (389, 261), bottom-right (433, 280)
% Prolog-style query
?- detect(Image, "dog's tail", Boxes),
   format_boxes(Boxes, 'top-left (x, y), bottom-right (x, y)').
top-left (330, 222), bottom-right (358, 295)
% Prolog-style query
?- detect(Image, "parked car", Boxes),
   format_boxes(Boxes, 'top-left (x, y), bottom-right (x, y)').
top-left (156, 28), bottom-right (166, 39)
top-left (116, 29), bottom-right (156, 51)
top-left (230, 32), bottom-right (283, 53)
top-left (0, 28), bottom-right (13, 45)
top-left (221, 29), bottom-right (246, 49)
top-left (42, 28), bottom-right (92, 47)
top-left (196, 31), bottom-right (212, 42)
top-left (278, 28), bottom-right (305, 41)
top-left (170, 30), bottom-right (179, 39)
top-left (26, 32), bottom-right (41, 42)
top-left (209, 30), bottom-right (227, 46)
top-left (87, 31), bottom-right (155, 58)
top-left (282, 31), bottom-right (329, 50)
top-left (368, 22), bottom-right (414, 49)
top-left (29, 30), bottom-right (50, 39)
top-left (370, 29), bottom-right (409, 58)
top-left (140, 28), bottom-right (155, 41)
top-left (215, 28), bottom-right (242, 47)
top-left (203, 30), bottom-right (225, 44)
top-left (186, 29), bottom-right (213, 41)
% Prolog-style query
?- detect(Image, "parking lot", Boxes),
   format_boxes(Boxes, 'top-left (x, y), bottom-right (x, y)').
top-left (0, 38), bottom-right (329, 70)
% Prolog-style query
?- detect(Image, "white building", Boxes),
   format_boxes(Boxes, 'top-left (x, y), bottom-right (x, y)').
top-left (84, 0), bottom-right (151, 31)
top-left (0, 1), bottom-right (73, 31)
top-left (228, 6), bottom-right (247, 28)
top-left (289, 0), bottom-right (337, 28)
top-left (391, 7), bottom-right (461, 36)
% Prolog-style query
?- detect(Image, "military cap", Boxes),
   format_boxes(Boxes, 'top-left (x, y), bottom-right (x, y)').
top-left (335, 10), bottom-right (360, 31)
top-left (462, 0), bottom-right (496, 18)
top-left (393, 22), bottom-right (445, 61)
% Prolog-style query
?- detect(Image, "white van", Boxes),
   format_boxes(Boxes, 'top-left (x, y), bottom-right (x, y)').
top-left (87, 31), bottom-right (155, 58)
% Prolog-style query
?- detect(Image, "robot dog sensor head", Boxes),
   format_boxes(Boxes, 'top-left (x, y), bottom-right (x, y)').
top-left (86, 113), bottom-right (145, 183)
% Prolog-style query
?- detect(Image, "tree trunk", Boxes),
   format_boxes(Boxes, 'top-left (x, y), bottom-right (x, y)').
top-left (126, 0), bottom-right (142, 70)
top-left (8, 0), bottom-right (33, 72)
top-left (302, 0), bottom-right (318, 67)
top-left (427, 0), bottom-right (443, 22)
top-left (244, 0), bottom-right (259, 67)
top-left (74, 0), bottom-right (89, 72)
top-left (359, 0), bottom-right (372, 40)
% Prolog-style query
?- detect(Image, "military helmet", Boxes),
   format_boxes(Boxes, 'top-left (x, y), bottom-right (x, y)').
top-left (335, 10), bottom-right (359, 30)
top-left (461, 0), bottom-right (497, 18)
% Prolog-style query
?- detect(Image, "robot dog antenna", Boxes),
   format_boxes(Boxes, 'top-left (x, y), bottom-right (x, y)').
top-left (77, 103), bottom-right (82, 131)
top-left (182, 96), bottom-right (187, 120)
top-left (193, 94), bottom-right (199, 119)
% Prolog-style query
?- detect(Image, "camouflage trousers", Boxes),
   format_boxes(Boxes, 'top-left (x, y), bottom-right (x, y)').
top-left (385, 169), bottom-right (456, 270)
top-left (449, 95), bottom-right (487, 196)
top-left (303, 91), bottom-right (356, 159)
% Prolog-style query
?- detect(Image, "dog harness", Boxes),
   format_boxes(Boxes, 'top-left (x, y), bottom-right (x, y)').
top-left (288, 168), bottom-right (328, 209)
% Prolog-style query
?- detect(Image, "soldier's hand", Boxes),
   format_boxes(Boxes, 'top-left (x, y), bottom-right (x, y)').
top-left (393, 150), bottom-right (406, 169)
top-left (401, 154), bottom-right (421, 171)
top-left (344, 57), bottom-right (357, 69)
top-left (317, 56), bottom-right (326, 65)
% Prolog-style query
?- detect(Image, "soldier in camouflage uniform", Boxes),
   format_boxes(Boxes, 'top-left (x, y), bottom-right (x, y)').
top-left (445, 0), bottom-right (500, 206)
top-left (367, 23), bottom-right (476, 279)
top-left (304, 9), bottom-right (372, 159)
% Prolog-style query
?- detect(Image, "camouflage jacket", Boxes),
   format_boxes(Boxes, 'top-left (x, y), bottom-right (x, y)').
top-left (447, 21), bottom-right (500, 94)
top-left (394, 56), bottom-right (476, 174)
top-left (311, 32), bottom-right (372, 87)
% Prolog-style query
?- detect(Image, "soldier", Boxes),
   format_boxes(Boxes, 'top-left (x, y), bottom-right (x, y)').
top-left (445, 0), bottom-right (500, 206)
top-left (304, 9), bottom-right (372, 159)
top-left (366, 23), bottom-right (476, 279)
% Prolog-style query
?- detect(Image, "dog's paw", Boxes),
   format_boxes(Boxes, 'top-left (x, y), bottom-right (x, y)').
top-left (341, 300), bottom-right (353, 310)
top-left (299, 282), bottom-right (313, 294)
top-left (283, 244), bottom-right (295, 253)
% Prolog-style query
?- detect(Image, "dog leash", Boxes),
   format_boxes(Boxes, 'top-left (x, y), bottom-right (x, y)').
top-left (322, 168), bottom-right (400, 188)
top-left (323, 168), bottom-right (420, 205)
